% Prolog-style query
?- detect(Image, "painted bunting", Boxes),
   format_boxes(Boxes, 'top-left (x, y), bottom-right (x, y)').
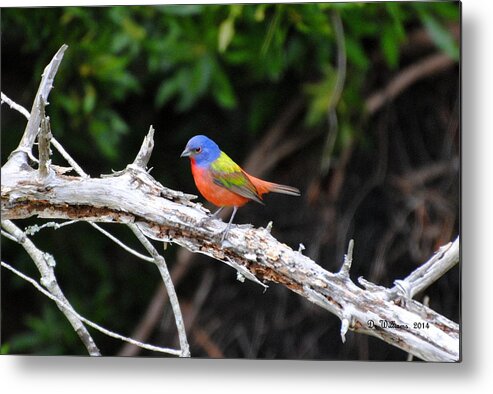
top-left (181, 135), bottom-right (300, 241)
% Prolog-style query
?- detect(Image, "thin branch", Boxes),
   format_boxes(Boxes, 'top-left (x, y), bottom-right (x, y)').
top-left (23, 218), bottom-right (155, 263)
top-left (51, 137), bottom-right (88, 177)
top-left (1, 260), bottom-right (181, 356)
top-left (1, 229), bottom-right (18, 242)
top-left (122, 96), bottom-right (311, 356)
top-left (24, 220), bottom-right (80, 235)
top-left (127, 223), bottom-right (190, 357)
top-left (1, 219), bottom-right (101, 356)
top-left (2, 87), bottom-right (88, 178)
top-left (329, 10), bottom-right (347, 109)
top-left (89, 222), bottom-right (155, 263)
top-left (365, 52), bottom-right (456, 116)
top-left (1, 91), bottom-right (31, 119)
top-left (2, 119), bottom-right (459, 360)
top-left (1, 167), bottom-right (459, 360)
top-left (321, 10), bottom-right (347, 175)
top-left (118, 257), bottom-right (190, 356)
top-left (390, 236), bottom-right (459, 299)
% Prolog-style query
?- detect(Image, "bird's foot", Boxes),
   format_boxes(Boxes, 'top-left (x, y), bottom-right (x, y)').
top-left (219, 230), bottom-right (228, 244)
top-left (201, 206), bottom-right (237, 245)
top-left (198, 216), bottom-right (214, 227)
top-left (210, 207), bottom-right (225, 219)
top-left (198, 207), bottom-right (224, 228)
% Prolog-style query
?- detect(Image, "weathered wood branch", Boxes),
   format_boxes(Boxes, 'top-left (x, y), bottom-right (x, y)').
top-left (1, 150), bottom-right (460, 360)
top-left (1, 220), bottom-right (101, 356)
top-left (127, 222), bottom-right (190, 357)
top-left (1, 45), bottom-right (459, 361)
top-left (389, 238), bottom-right (459, 300)
top-left (0, 259), bottom-right (182, 356)
top-left (1, 46), bottom-right (191, 357)
top-left (37, 99), bottom-right (53, 179)
top-left (5, 44), bottom-right (67, 171)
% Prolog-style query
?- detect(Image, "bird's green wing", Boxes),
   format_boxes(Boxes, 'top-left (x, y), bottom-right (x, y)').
top-left (210, 151), bottom-right (263, 204)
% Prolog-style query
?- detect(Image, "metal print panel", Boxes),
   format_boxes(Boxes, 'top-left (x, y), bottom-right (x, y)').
top-left (1, 1), bottom-right (460, 361)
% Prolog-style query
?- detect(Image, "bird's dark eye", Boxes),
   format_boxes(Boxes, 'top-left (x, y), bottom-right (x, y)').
top-left (195, 147), bottom-right (202, 153)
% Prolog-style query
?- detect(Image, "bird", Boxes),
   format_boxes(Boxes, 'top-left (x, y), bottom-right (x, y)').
top-left (180, 135), bottom-right (300, 241)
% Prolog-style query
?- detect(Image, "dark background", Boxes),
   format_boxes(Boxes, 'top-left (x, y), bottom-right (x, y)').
top-left (1, 2), bottom-right (460, 359)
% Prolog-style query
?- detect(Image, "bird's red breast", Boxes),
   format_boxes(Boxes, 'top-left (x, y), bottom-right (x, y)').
top-left (190, 159), bottom-right (251, 207)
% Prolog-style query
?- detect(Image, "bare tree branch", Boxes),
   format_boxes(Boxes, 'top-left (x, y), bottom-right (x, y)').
top-left (117, 248), bottom-right (193, 356)
top-left (37, 99), bottom-right (52, 179)
top-left (1, 47), bottom-right (191, 357)
top-left (320, 10), bottom-right (347, 175)
top-left (365, 52), bottom-right (456, 116)
top-left (132, 125), bottom-right (155, 169)
top-left (1, 91), bottom-right (31, 119)
top-left (1, 157), bottom-right (459, 361)
top-left (1, 90), bottom-right (88, 177)
top-left (389, 237), bottom-right (459, 300)
top-left (1, 260), bottom-right (182, 356)
top-left (5, 44), bottom-right (67, 171)
top-left (1, 220), bottom-right (101, 356)
top-left (120, 95), bottom-right (309, 357)
top-left (1, 45), bottom-right (460, 362)
top-left (128, 223), bottom-right (190, 357)
top-left (88, 222), bottom-right (155, 263)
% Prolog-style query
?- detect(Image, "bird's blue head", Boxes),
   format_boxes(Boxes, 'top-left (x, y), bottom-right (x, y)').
top-left (180, 135), bottom-right (221, 167)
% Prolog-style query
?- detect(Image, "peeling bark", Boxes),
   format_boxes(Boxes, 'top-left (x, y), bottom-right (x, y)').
top-left (1, 45), bottom-right (460, 361)
top-left (1, 160), bottom-right (460, 361)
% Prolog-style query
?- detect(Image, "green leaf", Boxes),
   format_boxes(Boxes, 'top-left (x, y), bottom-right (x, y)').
top-left (159, 5), bottom-right (204, 15)
top-left (218, 18), bottom-right (235, 52)
top-left (155, 79), bottom-right (180, 107)
top-left (192, 55), bottom-right (213, 96)
top-left (386, 2), bottom-right (406, 40)
top-left (121, 16), bottom-right (146, 41)
top-left (304, 67), bottom-right (338, 127)
top-left (83, 84), bottom-right (97, 114)
top-left (345, 36), bottom-right (369, 70)
top-left (420, 13), bottom-right (459, 60)
top-left (254, 4), bottom-right (269, 22)
top-left (212, 66), bottom-right (237, 109)
top-left (58, 91), bottom-right (80, 115)
top-left (0, 343), bottom-right (10, 355)
top-left (381, 25), bottom-right (400, 69)
top-left (339, 121), bottom-right (354, 149)
top-left (89, 111), bottom-right (128, 159)
top-left (428, 2), bottom-right (460, 21)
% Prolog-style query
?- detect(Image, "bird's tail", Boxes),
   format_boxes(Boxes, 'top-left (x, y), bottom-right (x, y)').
top-left (267, 182), bottom-right (301, 196)
top-left (245, 173), bottom-right (301, 197)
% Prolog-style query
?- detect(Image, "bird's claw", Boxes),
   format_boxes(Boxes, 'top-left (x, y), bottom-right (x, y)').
top-left (219, 228), bottom-right (229, 244)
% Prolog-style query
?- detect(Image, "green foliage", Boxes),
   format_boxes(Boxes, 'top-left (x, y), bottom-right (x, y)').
top-left (0, 343), bottom-right (10, 355)
top-left (9, 305), bottom-right (82, 355)
top-left (415, 5), bottom-right (460, 60)
top-left (2, 3), bottom-right (458, 161)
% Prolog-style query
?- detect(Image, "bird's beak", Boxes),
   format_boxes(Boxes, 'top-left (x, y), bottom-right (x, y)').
top-left (180, 148), bottom-right (191, 158)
